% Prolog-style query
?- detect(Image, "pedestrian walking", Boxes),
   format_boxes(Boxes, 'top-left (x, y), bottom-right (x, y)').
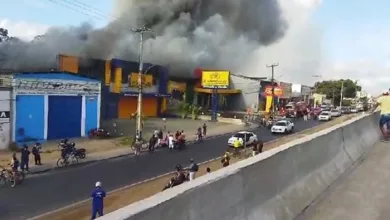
top-left (20, 144), bottom-right (30, 172)
top-left (32, 143), bottom-right (42, 165)
top-left (188, 159), bottom-right (199, 181)
top-left (91, 181), bottom-right (106, 219)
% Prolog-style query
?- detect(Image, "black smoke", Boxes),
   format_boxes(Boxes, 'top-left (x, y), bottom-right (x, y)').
top-left (0, 0), bottom-right (288, 77)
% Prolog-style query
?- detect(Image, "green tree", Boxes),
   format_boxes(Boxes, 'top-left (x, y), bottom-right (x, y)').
top-left (314, 79), bottom-right (360, 106)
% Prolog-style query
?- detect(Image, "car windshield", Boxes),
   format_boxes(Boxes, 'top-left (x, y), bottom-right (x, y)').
top-left (285, 105), bottom-right (293, 110)
top-left (233, 133), bottom-right (245, 138)
top-left (275, 122), bottom-right (287, 126)
top-left (331, 110), bottom-right (338, 112)
top-left (321, 112), bottom-right (329, 115)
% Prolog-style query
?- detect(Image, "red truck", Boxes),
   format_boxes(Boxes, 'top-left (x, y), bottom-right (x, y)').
top-left (284, 102), bottom-right (308, 118)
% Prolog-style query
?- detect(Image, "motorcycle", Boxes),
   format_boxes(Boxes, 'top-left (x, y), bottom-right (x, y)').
top-left (59, 140), bottom-right (86, 159)
top-left (88, 128), bottom-right (110, 138)
top-left (162, 171), bottom-right (189, 191)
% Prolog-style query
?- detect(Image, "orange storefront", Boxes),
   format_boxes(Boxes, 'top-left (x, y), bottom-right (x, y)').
top-left (57, 54), bottom-right (170, 119)
top-left (118, 96), bottom-right (158, 118)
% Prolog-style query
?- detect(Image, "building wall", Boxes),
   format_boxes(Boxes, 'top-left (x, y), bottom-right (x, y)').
top-left (12, 72), bottom-right (101, 142)
top-left (0, 90), bottom-right (12, 149)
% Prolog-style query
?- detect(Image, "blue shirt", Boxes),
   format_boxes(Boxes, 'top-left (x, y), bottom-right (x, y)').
top-left (91, 187), bottom-right (106, 208)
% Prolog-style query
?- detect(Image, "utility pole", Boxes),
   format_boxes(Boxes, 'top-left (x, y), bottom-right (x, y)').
top-left (132, 26), bottom-right (152, 140)
top-left (266, 63), bottom-right (279, 120)
top-left (339, 80), bottom-right (344, 109)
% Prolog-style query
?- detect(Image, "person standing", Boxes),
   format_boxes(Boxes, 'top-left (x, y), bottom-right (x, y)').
top-left (168, 133), bottom-right (174, 151)
top-left (91, 181), bottom-right (106, 219)
top-left (202, 123), bottom-right (207, 136)
top-left (20, 144), bottom-right (30, 172)
top-left (188, 159), bottom-right (199, 181)
top-left (32, 143), bottom-right (42, 165)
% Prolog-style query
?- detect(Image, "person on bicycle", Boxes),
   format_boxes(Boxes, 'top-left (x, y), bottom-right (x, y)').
top-left (10, 153), bottom-right (19, 172)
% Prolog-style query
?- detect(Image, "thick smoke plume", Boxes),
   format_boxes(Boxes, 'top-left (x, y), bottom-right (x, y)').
top-left (0, 0), bottom-right (321, 80)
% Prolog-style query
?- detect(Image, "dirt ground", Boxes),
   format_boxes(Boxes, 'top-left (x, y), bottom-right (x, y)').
top-left (36, 114), bottom-right (358, 220)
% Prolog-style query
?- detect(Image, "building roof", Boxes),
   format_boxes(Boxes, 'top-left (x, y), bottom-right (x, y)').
top-left (13, 71), bottom-right (100, 82)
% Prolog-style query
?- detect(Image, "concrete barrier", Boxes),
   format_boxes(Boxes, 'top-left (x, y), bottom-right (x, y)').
top-left (99, 113), bottom-right (380, 220)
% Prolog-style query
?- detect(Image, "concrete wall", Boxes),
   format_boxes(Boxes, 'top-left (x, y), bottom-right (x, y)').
top-left (99, 113), bottom-right (380, 220)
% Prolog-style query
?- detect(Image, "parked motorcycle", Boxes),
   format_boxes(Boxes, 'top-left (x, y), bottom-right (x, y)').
top-left (58, 140), bottom-right (86, 159)
top-left (88, 128), bottom-right (110, 139)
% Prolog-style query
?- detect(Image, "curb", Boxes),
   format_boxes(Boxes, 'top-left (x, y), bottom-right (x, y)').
top-left (27, 129), bottom-right (250, 175)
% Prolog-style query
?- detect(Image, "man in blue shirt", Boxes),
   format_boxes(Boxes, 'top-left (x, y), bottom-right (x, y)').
top-left (91, 181), bottom-right (106, 219)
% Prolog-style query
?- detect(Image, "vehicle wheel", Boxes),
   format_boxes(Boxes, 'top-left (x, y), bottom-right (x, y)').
top-left (79, 152), bottom-right (86, 159)
top-left (10, 176), bottom-right (16, 188)
top-left (56, 158), bottom-right (66, 168)
top-left (70, 155), bottom-right (79, 165)
top-left (0, 176), bottom-right (6, 188)
top-left (17, 172), bottom-right (25, 183)
top-left (141, 142), bottom-right (149, 150)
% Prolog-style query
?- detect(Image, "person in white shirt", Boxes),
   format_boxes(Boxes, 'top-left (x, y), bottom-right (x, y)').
top-left (168, 134), bottom-right (174, 150)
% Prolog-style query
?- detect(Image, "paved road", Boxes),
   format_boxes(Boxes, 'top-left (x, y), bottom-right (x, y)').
top-left (0, 119), bottom-right (320, 220)
top-left (296, 141), bottom-right (390, 220)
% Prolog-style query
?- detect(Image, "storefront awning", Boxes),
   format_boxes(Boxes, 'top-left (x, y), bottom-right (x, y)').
top-left (194, 88), bottom-right (241, 94)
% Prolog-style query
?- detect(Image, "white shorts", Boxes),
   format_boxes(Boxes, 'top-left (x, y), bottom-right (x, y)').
top-left (189, 172), bottom-right (196, 181)
top-left (169, 143), bottom-right (174, 149)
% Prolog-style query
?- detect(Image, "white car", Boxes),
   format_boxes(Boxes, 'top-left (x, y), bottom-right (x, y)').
top-left (271, 120), bottom-right (294, 134)
top-left (330, 109), bottom-right (341, 117)
top-left (350, 108), bottom-right (358, 113)
top-left (228, 131), bottom-right (258, 147)
top-left (318, 112), bottom-right (332, 121)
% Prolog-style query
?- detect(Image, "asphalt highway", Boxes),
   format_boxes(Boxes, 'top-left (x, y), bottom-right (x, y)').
top-left (0, 119), bottom-right (320, 220)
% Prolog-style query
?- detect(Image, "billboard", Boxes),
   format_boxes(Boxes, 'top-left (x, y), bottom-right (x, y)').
top-left (201, 70), bottom-right (230, 88)
top-left (264, 86), bottom-right (283, 97)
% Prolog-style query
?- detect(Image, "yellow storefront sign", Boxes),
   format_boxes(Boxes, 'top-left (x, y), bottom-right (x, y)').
top-left (129, 73), bottom-right (153, 88)
top-left (201, 70), bottom-right (230, 88)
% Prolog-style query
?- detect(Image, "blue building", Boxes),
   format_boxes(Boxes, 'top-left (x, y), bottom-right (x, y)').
top-left (12, 72), bottom-right (101, 143)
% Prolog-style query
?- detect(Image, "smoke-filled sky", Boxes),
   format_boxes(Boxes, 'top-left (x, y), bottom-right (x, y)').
top-left (0, 0), bottom-right (323, 84)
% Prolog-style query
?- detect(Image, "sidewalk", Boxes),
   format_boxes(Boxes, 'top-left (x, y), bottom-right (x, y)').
top-left (5, 123), bottom-right (250, 174)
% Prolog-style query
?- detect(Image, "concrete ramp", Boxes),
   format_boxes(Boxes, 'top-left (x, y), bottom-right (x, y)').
top-left (99, 113), bottom-right (380, 220)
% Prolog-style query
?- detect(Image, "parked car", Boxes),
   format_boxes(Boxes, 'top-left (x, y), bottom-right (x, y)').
top-left (350, 108), bottom-right (358, 113)
top-left (271, 120), bottom-right (294, 134)
top-left (228, 131), bottom-right (258, 147)
top-left (318, 112), bottom-right (332, 121)
top-left (330, 109), bottom-right (342, 117)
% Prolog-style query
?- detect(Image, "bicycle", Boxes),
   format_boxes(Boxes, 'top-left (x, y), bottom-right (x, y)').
top-left (130, 141), bottom-right (149, 151)
top-left (57, 152), bottom-right (79, 168)
top-left (0, 167), bottom-right (25, 188)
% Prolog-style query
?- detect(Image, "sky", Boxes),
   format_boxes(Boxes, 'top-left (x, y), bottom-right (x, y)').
top-left (0, 0), bottom-right (389, 96)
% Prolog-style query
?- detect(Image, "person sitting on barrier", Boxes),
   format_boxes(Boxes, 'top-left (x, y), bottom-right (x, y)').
top-left (371, 89), bottom-right (390, 142)
top-left (221, 152), bottom-right (230, 167)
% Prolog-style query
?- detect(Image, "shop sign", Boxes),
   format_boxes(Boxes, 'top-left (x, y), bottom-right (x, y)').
top-left (15, 79), bottom-right (100, 95)
top-left (129, 73), bottom-right (153, 88)
top-left (201, 70), bottom-right (230, 89)
top-left (264, 86), bottom-right (283, 97)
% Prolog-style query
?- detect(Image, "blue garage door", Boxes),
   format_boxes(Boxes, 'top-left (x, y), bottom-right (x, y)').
top-left (48, 96), bottom-right (82, 140)
top-left (85, 96), bottom-right (98, 135)
top-left (15, 95), bottom-right (45, 142)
